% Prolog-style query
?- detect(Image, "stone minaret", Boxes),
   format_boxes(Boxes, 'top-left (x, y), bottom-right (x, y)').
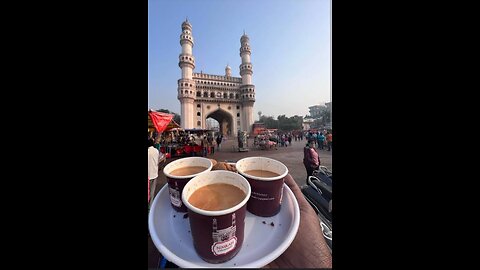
top-left (178, 19), bottom-right (196, 129)
top-left (225, 64), bottom-right (232, 77)
top-left (239, 32), bottom-right (255, 133)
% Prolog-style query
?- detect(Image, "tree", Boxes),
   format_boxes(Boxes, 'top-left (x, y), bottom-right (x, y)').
top-left (320, 110), bottom-right (330, 126)
top-left (156, 109), bottom-right (181, 125)
top-left (259, 115), bottom-right (277, 129)
top-left (173, 114), bottom-right (181, 125)
top-left (277, 114), bottom-right (303, 131)
top-left (259, 114), bottom-right (303, 131)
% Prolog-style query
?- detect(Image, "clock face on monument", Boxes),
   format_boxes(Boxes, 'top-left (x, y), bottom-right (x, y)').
top-left (216, 92), bottom-right (222, 98)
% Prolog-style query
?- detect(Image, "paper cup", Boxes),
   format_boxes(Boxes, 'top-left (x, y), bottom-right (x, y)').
top-left (163, 157), bottom-right (213, 212)
top-left (182, 170), bottom-right (251, 264)
top-left (235, 157), bottom-right (288, 217)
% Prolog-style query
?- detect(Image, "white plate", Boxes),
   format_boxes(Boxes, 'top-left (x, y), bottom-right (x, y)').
top-left (149, 182), bottom-right (300, 268)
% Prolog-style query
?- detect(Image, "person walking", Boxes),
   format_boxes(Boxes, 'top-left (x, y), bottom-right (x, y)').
top-left (148, 138), bottom-right (163, 207)
top-left (317, 132), bottom-right (325, 150)
top-left (216, 134), bottom-right (222, 151)
top-left (303, 141), bottom-right (320, 180)
top-left (207, 135), bottom-right (214, 154)
top-left (326, 131), bottom-right (332, 151)
top-left (312, 132), bottom-right (318, 148)
top-left (201, 136), bottom-right (208, 156)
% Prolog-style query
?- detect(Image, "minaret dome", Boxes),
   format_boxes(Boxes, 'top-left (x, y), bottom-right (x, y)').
top-left (182, 19), bottom-right (192, 31)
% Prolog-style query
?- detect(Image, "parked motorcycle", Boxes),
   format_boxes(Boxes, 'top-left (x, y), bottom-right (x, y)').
top-left (300, 166), bottom-right (332, 252)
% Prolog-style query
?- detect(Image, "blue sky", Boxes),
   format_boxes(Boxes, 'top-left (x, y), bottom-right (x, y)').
top-left (148, 0), bottom-right (331, 118)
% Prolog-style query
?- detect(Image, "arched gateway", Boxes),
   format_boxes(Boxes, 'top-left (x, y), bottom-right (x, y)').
top-left (177, 19), bottom-right (255, 135)
top-left (206, 108), bottom-right (234, 136)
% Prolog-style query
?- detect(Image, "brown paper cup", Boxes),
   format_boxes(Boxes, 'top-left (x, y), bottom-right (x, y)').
top-left (235, 157), bottom-right (288, 217)
top-left (163, 157), bottom-right (213, 212)
top-left (182, 170), bottom-right (251, 264)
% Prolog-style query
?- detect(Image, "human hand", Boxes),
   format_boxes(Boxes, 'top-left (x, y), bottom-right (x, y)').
top-left (264, 174), bottom-right (332, 268)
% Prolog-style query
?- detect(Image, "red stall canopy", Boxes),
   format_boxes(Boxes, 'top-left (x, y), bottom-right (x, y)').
top-left (149, 111), bottom-right (177, 133)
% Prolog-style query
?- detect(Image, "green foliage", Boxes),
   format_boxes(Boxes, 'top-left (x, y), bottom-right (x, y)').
top-left (259, 115), bottom-right (277, 129)
top-left (259, 114), bottom-right (303, 131)
top-left (156, 109), bottom-right (181, 124)
top-left (320, 110), bottom-right (331, 126)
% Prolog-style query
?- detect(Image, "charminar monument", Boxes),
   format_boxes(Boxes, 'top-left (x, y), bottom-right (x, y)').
top-left (177, 19), bottom-right (255, 136)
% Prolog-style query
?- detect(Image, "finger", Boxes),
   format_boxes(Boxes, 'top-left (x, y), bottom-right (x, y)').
top-left (283, 174), bottom-right (303, 197)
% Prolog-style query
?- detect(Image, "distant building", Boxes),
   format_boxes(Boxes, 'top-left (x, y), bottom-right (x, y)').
top-left (302, 118), bottom-right (315, 130)
top-left (305, 102), bottom-right (331, 130)
top-left (325, 102), bottom-right (331, 112)
top-left (308, 105), bottom-right (327, 119)
top-left (325, 102), bottom-right (332, 128)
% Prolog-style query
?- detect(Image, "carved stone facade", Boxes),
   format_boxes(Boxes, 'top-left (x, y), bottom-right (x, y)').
top-left (177, 20), bottom-right (255, 135)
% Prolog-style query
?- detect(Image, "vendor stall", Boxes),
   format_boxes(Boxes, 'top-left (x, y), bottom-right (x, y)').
top-left (149, 111), bottom-right (208, 158)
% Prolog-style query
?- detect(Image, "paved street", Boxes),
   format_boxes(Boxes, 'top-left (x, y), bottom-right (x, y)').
top-left (155, 137), bottom-right (331, 190)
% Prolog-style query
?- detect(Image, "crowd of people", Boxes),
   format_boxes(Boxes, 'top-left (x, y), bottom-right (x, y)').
top-left (305, 130), bottom-right (333, 151)
top-left (200, 133), bottom-right (224, 156)
top-left (148, 129), bottom-right (225, 158)
top-left (149, 130), bottom-right (199, 147)
top-left (253, 130), bottom-right (304, 149)
top-left (253, 129), bottom-right (332, 151)
top-left (149, 128), bottom-right (332, 185)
